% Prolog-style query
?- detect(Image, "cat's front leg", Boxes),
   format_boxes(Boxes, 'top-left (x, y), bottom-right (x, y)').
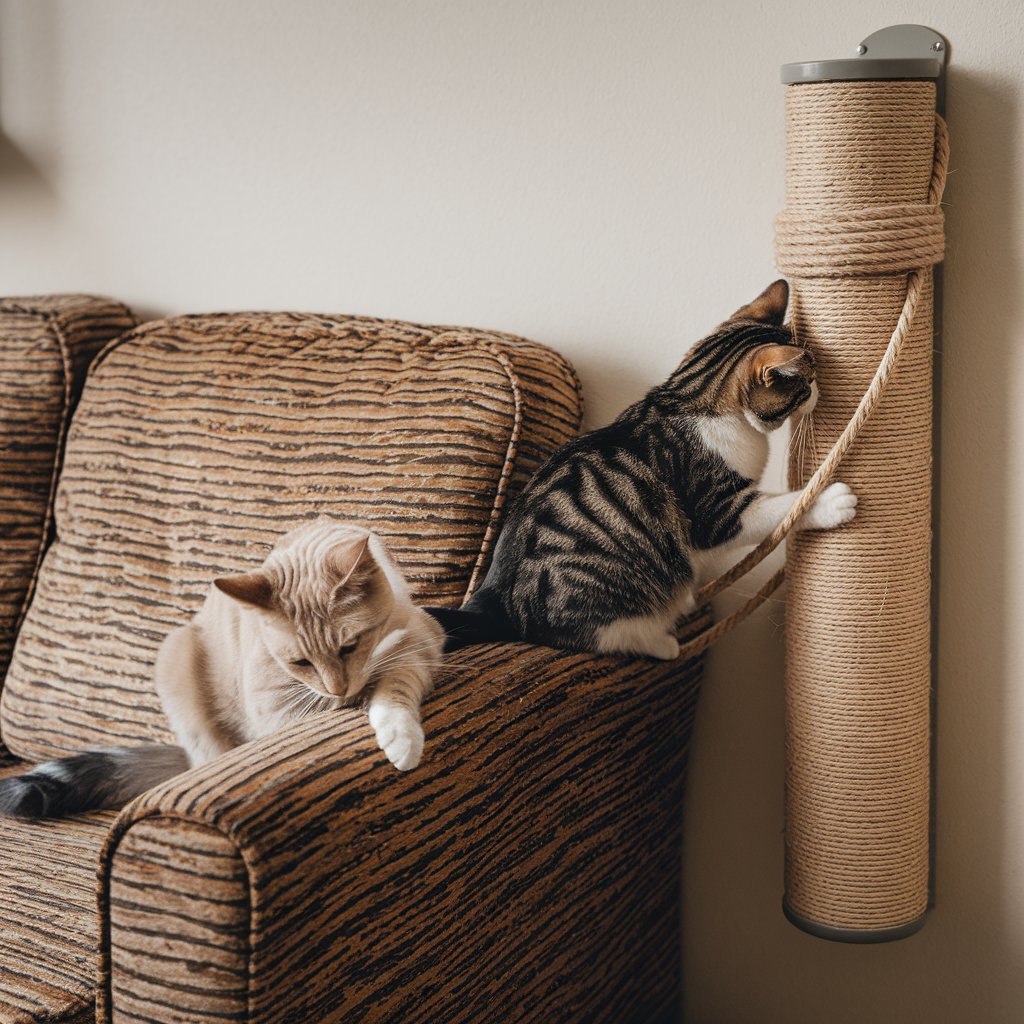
top-left (797, 481), bottom-right (858, 530)
top-left (367, 669), bottom-right (433, 771)
top-left (693, 483), bottom-right (857, 584)
top-left (736, 482), bottom-right (857, 546)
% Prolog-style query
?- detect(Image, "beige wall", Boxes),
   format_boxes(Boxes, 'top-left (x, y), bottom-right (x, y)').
top-left (2, 2), bottom-right (1022, 1021)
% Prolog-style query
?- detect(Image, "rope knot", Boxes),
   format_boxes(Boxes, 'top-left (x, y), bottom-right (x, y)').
top-left (774, 114), bottom-right (948, 279)
top-left (774, 203), bottom-right (944, 277)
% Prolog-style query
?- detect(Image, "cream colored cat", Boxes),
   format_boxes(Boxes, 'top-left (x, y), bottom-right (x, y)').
top-left (0, 516), bottom-right (444, 817)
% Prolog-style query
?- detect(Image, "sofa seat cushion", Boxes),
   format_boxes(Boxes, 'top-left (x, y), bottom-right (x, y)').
top-left (1, 313), bottom-right (581, 761)
top-left (0, 751), bottom-right (114, 1023)
top-left (0, 297), bottom-right (137, 686)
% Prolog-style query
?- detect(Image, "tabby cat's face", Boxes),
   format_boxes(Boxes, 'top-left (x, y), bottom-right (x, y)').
top-left (214, 519), bottom-right (397, 700)
top-left (668, 279), bottom-right (816, 432)
top-left (738, 341), bottom-right (816, 434)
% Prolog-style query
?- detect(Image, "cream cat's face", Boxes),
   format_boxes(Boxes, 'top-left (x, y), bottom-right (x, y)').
top-left (214, 521), bottom-right (398, 699)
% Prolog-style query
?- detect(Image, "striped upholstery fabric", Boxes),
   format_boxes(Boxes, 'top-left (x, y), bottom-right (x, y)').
top-left (0, 748), bottom-right (117, 1024)
top-left (0, 305), bottom-right (708, 1023)
top-left (0, 313), bottom-right (582, 761)
top-left (99, 640), bottom-right (706, 1024)
top-left (0, 297), bottom-right (137, 688)
top-left (105, 819), bottom-right (248, 1022)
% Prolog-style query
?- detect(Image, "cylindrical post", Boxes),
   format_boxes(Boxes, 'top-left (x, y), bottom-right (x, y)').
top-left (776, 29), bottom-right (946, 942)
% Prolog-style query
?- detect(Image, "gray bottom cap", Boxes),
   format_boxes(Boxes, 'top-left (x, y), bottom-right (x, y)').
top-left (783, 899), bottom-right (929, 944)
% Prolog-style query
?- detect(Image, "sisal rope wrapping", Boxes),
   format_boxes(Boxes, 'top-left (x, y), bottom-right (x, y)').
top-left (777, 80), bottom-right (943, 934)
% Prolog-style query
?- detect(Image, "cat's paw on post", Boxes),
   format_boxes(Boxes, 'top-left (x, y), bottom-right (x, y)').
top-left (801, 482), bottom-right (858, 530)
top-left (369, 705), bottom-right (424, 771)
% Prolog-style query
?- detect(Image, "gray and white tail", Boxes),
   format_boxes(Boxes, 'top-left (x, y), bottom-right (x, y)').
top-left (0, 744), bottom-right (189, 818)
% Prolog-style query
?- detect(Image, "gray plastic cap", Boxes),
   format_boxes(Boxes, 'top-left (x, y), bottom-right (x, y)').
top-left (781, 24), bottom-right (947, 110)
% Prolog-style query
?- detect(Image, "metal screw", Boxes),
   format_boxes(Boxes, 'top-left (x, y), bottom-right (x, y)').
top-left (856, 44), bottom-right (867, 55)
top-left (932, 41), bottom-right (944, 51)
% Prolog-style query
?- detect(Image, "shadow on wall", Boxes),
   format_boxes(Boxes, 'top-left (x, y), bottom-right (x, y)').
top-left (574, 350), bottom-right (663, 428)
top-left (0, 1), bottom-right (63, 239)
top-left (933, 61), bottom-right (1023, 1015)
top-left (0, 134), bottom-right (55, 199)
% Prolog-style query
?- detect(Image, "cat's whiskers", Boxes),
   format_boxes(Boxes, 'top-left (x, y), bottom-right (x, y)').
top-left (366, 638), bottom-right (444, 675)
top-left (283, 686), bottom-right (315, 717)
top-left (371, 634), bottom-right (444, 659)
top-left (803, 413), bottom-right (818, 478)
top-left (790, 413), bottom-right (810, 487)
top-left (372, 644), bottom-right (444, 669)
top-left (296, 688), bottom-right (335, 718)
top-left (368, 650), bottom-right (444, 678)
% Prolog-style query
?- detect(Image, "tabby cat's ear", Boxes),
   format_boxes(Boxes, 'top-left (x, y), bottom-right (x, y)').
top-left (327, 534), bottom-right (372, 588)
top-left (214, 572), bottom-right (276, 609)
top-left (748, 344), bottom-right (808, 386)
top-left (730, 279), bottom-right (789, 325)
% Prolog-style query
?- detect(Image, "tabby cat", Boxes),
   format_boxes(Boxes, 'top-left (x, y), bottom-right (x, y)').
top-left (427, 280), bottom-right (856, 658)
top-left (0, 517), bottom-right (444, 817)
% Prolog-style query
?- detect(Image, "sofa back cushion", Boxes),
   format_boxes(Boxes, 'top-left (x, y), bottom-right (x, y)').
top-left (1, 313), bottom-right (581, 760)
top-left (0, 296), bottom-right (137, 688)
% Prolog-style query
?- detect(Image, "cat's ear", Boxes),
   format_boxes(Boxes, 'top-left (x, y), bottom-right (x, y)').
top-left (748, 344), bottom-right (808, 386)
top-left (730, 279), bottom-right (789, 325)
top-left (326, 534), bottom-right (372, 588)
top-left (214, 572), bottom-right (276, 609)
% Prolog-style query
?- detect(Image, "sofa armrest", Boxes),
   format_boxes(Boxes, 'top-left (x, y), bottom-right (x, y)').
top-left (97, 641), bottom-right (704, 1024)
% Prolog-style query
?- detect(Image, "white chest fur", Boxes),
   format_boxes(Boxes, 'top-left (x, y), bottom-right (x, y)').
top-left (691, 413), bottom-right (769, 482)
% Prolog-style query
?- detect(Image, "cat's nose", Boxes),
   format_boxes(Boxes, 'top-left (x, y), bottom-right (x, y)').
top-left (320, 670), bottom-right (347, 698)
top-left (321, 667), bottom-right (361, 700)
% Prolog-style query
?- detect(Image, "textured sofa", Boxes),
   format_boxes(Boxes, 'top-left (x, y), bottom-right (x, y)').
top-left (0, 296), bottom-right (705, 1024)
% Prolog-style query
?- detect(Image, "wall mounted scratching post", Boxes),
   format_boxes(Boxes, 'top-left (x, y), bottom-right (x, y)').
top-left (775, 25), bottom-right (947, 942)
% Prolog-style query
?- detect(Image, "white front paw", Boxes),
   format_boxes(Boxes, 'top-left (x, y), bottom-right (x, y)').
top-left (369, 706), bottom-right (424, 771)
top-left (801, 481), bottom-right (858, 530)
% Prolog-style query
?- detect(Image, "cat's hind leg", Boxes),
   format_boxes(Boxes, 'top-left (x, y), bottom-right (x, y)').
top-left (594, 614), bottom-right (681, 660)
top-left (592, 582), bottom-right (698, 659)
top-left (155, 625), bottom-right (238, 767)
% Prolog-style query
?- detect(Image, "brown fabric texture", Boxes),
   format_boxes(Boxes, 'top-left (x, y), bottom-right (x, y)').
top-left (0, 749), bottom-right (116, 1024)
top-left (0, 296), bottom-right (137, 689)
top-left (99, 640), bottom-right (705, 1024)
top-left (105, 818), bottom-right (248, 1023)
top-left (0, 313), bottom-right (582, 761)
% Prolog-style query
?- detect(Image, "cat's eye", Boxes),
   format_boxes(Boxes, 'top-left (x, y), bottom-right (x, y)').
top-left (338, 641), bottom-right (358, 657)
top-left (292, 658), bottom-right (313, 668)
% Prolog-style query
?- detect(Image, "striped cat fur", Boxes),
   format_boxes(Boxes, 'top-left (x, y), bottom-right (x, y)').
top-left (430, 280), bottom-right (856, 657)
